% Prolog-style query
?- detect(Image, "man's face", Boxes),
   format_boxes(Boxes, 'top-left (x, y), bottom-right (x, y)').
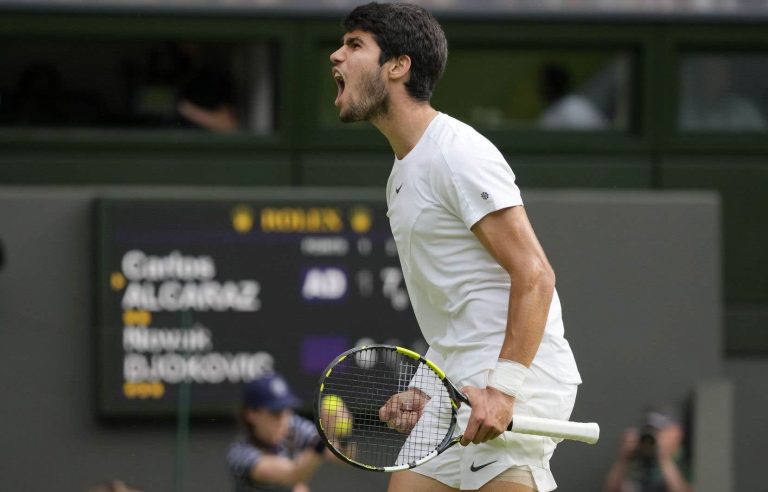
top-left (246, 407), bottom-right (292, 445)
top-left (330, 29), bottom-right (390, 122)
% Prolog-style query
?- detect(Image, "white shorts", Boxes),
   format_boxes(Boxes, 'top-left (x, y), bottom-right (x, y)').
top-left (409, 365), bottom-right (578, 491)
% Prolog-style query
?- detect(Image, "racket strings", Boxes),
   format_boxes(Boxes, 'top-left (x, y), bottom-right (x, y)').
top-left (318, 347), bottom-right (455, 468)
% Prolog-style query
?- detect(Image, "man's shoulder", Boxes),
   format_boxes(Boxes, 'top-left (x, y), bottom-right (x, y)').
top-left (228, 436), bottom-right (259, 453)
top-left (429, 113), bottom-right (480, 143)
top-left (287, 413), bottom-right (319, 444)
top-left (289, 413), bottom-right (315, 428)
top-left (227, 437), bottom-right (263, 469)
top-left (433, 113), bottom-right (498, 147)
top-left (427, 113), bottom-right (504, 167)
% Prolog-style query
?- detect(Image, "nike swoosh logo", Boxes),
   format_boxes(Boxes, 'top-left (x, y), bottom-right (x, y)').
top-left (470, 460), bottom-right (497, 472)
top-left (395, 184), bottom-right (403, 194)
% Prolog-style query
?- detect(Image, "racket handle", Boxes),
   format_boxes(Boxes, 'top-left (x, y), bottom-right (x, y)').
top-left (509, 415), bottom-right (600, 444)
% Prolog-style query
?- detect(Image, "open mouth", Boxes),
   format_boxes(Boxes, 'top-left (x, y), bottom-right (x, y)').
top-left (333, 70), bottom-right (345, 104)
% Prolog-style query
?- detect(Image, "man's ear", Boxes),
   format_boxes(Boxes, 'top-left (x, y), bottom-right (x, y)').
top-left (243, 408), bottom-right (258, 424)
top-left (388, 54), bottom-right (412, 81)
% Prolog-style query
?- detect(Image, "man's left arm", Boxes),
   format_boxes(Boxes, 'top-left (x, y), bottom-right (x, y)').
top-left (460, 205), bottom-right (555, 445)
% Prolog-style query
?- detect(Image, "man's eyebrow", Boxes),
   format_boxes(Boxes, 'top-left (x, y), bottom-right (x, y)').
top-left (342, 35), bottom-right (364, 46)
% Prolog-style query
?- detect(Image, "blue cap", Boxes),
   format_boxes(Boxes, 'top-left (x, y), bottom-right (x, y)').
top-left (242, 372), bottom-right (301, 411)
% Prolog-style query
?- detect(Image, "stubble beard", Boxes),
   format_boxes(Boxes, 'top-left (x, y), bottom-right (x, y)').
top-left (339, 67), bottom-right (390, 123)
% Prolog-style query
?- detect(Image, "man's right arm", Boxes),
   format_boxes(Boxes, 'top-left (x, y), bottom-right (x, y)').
top-left (249, 452), bottom-right (324, 487)
top-left (227, 441), bottom-right (324, 488)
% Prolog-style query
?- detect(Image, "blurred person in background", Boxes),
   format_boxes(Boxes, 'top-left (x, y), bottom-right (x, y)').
top-left (679, 55), bottom-right (765, 131)
top-left (127, 41), bottom-right (240, 132)
top-left (173, 41), bottom-right (240, 133)
top-left (537, 62), bottom-right (606, 130)
top-left (227, 372), bottom-right (335, 492)
top-left (603, 406), bottom-right (693, 492)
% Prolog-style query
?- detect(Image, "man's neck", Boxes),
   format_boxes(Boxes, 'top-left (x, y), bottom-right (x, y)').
top-left (371, 102), bottom-right (439, 160)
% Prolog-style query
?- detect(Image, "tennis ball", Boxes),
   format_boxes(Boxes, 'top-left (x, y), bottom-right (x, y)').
top-left (333, 414), bottom-right (353, 437)
top-left (321, 394), bottom-right (344, 413)
top-left (321, 394), bottom-right (353, 437)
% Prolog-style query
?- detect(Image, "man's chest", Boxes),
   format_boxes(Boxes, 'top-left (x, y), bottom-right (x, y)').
top-left (386, 163), bottom-right (432, 258)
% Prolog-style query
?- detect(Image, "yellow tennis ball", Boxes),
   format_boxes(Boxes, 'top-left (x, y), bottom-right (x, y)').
top-left (321, 394), bottom-right (353, 437)
top-left (334, 414), bottom-right (353, 437)
top-left (321, 394), bottom-right (344, 413)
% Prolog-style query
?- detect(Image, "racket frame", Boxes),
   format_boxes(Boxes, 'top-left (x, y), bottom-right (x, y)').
top-left (314, 344), bottom-right (599, 472)
top-left (314, 344), bottom-right (462, 472)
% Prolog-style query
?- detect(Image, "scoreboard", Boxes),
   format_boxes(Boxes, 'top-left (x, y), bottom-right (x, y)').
top-left (96, 192), bottom-right (424, 417)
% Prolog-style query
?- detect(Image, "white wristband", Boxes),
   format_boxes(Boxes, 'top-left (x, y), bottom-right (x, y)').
top-left (487, 359), bottom-right (530, 399)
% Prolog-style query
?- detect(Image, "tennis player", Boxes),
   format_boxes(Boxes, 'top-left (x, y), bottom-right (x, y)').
top-left (330, 3), bottom-right (582, 491)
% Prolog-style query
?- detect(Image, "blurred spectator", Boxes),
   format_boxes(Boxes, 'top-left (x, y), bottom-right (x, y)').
top-left (679, 55), bottom-right (766, 131)
top-left (537, 62), bottom-right (607, 130)
top-left (603, 405), bottom-right (693, 492)
top-left (227, 372), bottom-right (332, 492)
top-left (127, 41), bottom-right (240, 132)
top-left (173, 42), bottom-right (240, 133)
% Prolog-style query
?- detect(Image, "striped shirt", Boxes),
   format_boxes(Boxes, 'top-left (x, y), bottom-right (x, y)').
top-left (227, 415), bottom-right (320, 492)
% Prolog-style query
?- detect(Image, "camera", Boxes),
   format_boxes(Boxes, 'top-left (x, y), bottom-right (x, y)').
top-left (639, 424), bottom-right (658, 447)
top-left (636, 409), bottom-right (678, 464)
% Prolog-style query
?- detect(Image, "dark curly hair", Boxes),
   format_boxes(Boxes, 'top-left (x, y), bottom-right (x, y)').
top-left (342, 2), bottom-right (448, 102)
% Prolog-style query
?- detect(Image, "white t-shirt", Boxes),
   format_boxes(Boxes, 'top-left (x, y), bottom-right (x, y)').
top-left (538, 94), bottom-right (606, 130)
top-left (679, 93), bottom-right (766, 131)
top-left (386, 112), bottom-right (581, 386)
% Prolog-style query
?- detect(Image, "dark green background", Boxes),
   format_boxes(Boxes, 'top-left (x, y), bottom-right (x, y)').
top-left (1, 10), bottom-right (766, 352)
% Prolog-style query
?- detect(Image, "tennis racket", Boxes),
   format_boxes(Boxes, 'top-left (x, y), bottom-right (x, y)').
top-left (314, 344), bottom-right (599, 472)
